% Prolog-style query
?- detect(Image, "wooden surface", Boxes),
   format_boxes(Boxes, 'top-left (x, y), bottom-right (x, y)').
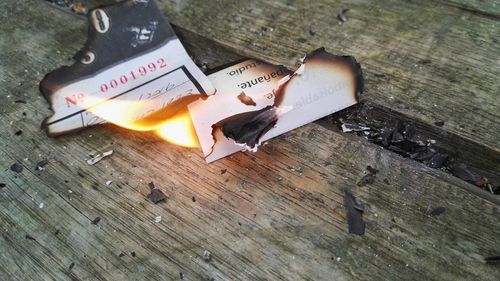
top-left (0, 0), bottom-right (499, 280)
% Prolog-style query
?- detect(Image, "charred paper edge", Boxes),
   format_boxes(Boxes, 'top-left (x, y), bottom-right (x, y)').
top-left (209, 47), bottom-right (363, 152)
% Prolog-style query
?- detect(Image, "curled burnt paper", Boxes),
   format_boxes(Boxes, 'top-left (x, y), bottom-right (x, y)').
top-left (190, 48), bottom-right (363, 162)
top-left (40, 0), bottom-right (215, 136)
top-left (213, 106), bottom-right (278, 149)
top-left (189, 60), bottom-right (291, 161)
top-left (344, 191), bottom-right (365, 235)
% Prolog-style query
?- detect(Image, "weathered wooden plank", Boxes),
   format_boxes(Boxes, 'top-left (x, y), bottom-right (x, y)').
top-left (2, 114), bottom-right (500, 280)
top-left (35, 0), bottom-right (500, 190)
top-left (155, 0), bottom-right (500, 154)
top-left (1, 1), bottom-right (499, 281)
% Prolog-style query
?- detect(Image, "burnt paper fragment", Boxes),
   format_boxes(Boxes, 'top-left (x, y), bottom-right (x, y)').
top-left (189, 59), bottom-right (291, 161)
top-left (337, 9), bottom-right (350, 24)
top-left (340, 121), bottom-right (370, 133)
top-left (344, 191), bottom-right (365, 235)
top-left (357, 165), bottom-right (378, 186)
top-left (10, 163), bottom-right (23, 173)
top-left (190, 48), bottom-right (363, 162)
top-left (91, 217), bottom-right (101, 225)
top-left (40, 0), bottom-right (215, 136)
top-left (484, 256), bottom-right (500, 265)
top-left (25, 234), bottom-right (37, 241)
top-left (450, 164), bottom-right (476, 183)
top-left (224, 48), bottom-right (362, 149)
top-left (148, 188), bottom-right (167, 204)
top-left (429, 206), bottom-right (446, 216)
top-left (213, 106), bottom-right (278, 149)
top-left (35, 159), bottom-right (49, 171)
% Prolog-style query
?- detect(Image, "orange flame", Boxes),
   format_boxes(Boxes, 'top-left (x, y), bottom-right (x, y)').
top-left (84, 97), bottom-right (199, 148)
top-left (155, 109), bottom-right (199, 148)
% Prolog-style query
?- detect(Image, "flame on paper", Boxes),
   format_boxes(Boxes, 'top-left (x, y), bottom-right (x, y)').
top-left (84, 96), bottom-right (199, 148)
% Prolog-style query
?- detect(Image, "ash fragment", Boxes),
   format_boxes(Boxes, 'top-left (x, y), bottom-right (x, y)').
top-left (357, 165), bottom-right (378, 186)
top-left (417, 59), bottom-right (432, 65)
top-left (427, 153), bottom-right (449, 169)
top-left (450, 164), bottom-right (476, 183)
top-left (429, 206), bottom-right (446, 216)
top-left (344, 191), bottom-right (365, 235)
top-left (345, 120), bottom-right (451, 169)
top-left (87, 150), bottom-right (113, 165)
top-left (14, 130), bottom-right (23, 136)
top-left (148, 182), bottom-right (155, 190)
top-left (357, 173), bottom-right (375, 186)
top-left (10, 163), bottom-right (23, 173)
top-left (213, 106), bottom-right (278, 149)
top-left (434, 121), bottom-right (444, 127)
top-left (25, 234), bottom-right (37, 241)
top-left (148, 188), bottom-right (167, 204)
top-left (91, 217), bottom-right (101, 225)
top-left (237, 92), bottom-right (257, 106)
top-left (202, 250), bottom-right (211, 261)
top-left (340, 121), bottom-right (370, 133)
top-left (366, 165), bottom-right (378, 174)
top-left (485, 256), bottom-right (500, 265)
top-left (333, 107), bottom-right (497, 193)
top-left (35, 159), bottom-right (49, 171)
top-left (0, 183), bottom-right (5, 188)
top-left (337, 9), bottom-right (350, 24)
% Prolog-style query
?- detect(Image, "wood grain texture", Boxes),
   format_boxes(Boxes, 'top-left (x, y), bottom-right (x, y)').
top-left (440, 0), bottom-right (500, 18)
top-left (156, 0), bottom-right (500, 154)
top-left (0, 0), bottom-right (499, 281)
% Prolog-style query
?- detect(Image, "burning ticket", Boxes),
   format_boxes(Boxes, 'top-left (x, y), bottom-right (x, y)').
top-left (40, 0), bottom-right (215, 136)
top-left (190, 48), bottom-right (363, 162)
top-left (39, 1), bottom-right (362, 161)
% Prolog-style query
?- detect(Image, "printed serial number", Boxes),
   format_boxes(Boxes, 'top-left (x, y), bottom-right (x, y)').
top-left (99, 58), bottom-right (167, 93)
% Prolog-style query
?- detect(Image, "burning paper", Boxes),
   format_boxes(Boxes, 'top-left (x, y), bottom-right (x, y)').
top-left (39, 1), bottom-right (362, 161)
top-left (40, 0), bottom-right (215, 136)
top-left (190, 48), bottom-right (363, 162)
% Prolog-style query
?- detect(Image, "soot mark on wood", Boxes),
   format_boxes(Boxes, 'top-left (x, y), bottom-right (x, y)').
top-left (10, 163), bottom-right (23, 173)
